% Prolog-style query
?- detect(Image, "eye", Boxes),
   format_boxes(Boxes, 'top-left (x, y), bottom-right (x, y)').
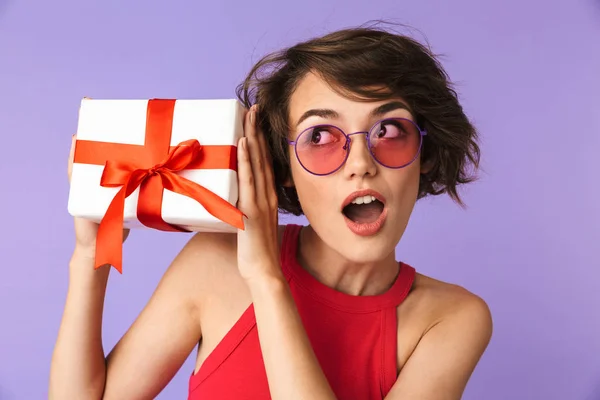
top-left (375, 120), bottom-right (406, 139)
top-left (305, 126), bottom-right (340, 146)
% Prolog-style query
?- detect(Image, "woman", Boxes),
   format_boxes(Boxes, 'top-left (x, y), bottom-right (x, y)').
top-left (50, 25), bottom-right (493, 400)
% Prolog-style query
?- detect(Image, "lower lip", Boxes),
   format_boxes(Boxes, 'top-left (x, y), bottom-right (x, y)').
top-left (343, 207), bottom-right (388, 236)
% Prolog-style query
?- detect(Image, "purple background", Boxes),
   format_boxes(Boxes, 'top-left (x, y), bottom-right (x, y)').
top-left (1, 0), bottom-right (599, 399)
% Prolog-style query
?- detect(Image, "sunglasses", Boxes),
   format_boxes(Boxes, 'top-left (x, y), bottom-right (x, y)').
top-left (287, 117), bottom-right (427, 176)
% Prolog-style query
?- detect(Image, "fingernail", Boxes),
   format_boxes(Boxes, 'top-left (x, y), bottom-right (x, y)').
top-left (249, 110), bottom-right (255, 126)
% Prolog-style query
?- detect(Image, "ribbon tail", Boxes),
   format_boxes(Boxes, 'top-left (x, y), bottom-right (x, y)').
top-left (95, 186), bottom-right (128, 273)
top-left (162, 173), bottom-right (245, 230)
top-left (96, 170), bottom-right (147, 273)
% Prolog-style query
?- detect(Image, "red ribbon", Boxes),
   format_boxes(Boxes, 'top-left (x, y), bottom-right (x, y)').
top-left (73, 99), bottom-right (245, 273)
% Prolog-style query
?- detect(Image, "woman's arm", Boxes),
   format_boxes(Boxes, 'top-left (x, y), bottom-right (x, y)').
top-left (49, 249), bottom-right (112, 399)
top-left (49, 235), bottom-right (209, 400)
top-left (234, 106), bottom-right (337, 399)
top-left (249, 274), bottom-right (338, 400)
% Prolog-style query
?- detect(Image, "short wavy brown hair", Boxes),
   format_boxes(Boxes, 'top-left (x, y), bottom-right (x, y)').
top-left (236, 23), bottom-right (480, 216)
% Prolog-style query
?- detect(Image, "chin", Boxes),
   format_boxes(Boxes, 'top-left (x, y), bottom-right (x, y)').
top-left (341, 242), bottom-right (394, 264)
top-left (330, 216), bottom-right (402, 264)
top-left (352, 230), bottom-right (400, 259)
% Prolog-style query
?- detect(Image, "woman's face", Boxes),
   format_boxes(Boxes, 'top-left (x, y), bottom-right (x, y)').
top-left (286, 72), bottom-right (425, 264)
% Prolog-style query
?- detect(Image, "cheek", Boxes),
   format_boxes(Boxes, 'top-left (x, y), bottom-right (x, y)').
top-left (290, 160), bottom-right (334, 215)
top-left (382, 163), bottom-right (421, 205)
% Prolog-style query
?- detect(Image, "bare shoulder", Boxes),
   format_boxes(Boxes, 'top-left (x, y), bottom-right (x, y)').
top-left (171, 225), bottom-right (289, 306)
top-left (395, 271), bottom-right (493, 367)
top-left (409, 272), bottom-right (491, 323)
top-left (390, 271), bottom-right (493, 398)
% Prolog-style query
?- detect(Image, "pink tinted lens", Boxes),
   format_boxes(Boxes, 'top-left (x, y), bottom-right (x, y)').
top-left (295, 125), bottom-right (347, 174)
top-left (369, 119), bottom-right (421, 167)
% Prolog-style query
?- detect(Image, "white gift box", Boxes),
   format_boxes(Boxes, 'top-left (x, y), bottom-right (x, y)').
top-left (67, 98), bottom-right (245, 233)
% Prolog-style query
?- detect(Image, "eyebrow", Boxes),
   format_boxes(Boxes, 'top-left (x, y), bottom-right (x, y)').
top-left (295, 101), bottom-right (412, 128)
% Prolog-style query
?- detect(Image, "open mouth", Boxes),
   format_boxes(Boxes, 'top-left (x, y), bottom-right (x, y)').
top-left (341, 194), bottom-right (385, 224)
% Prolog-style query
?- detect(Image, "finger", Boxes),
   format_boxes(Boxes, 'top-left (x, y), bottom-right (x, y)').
top-left (245, 105), bottom-right (267, 205)
top-left (68, 134), bottom-right (76, 183)
top-left (254, 106), bottom-right (270, 165)
top-left (237, 136), bottom-right (256, 217)
top-left (241, 108), bottom-right (249, 133)
top-left (255, 113), bottom-right (277, 209)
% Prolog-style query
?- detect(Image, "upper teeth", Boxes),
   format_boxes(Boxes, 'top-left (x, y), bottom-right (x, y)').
top-left (351, 195), bottom-right (376, 205)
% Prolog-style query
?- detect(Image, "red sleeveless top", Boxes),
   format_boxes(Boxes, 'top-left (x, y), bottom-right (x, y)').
top-left (188, 224), bottom-right (416, 399)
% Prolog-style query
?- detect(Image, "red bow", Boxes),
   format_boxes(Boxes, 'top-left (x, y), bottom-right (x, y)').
top-left (96, 139), bottom-right (244, 273)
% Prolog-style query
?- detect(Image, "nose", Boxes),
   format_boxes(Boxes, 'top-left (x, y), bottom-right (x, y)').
top-left (342, 132), bottom-right (377, 179)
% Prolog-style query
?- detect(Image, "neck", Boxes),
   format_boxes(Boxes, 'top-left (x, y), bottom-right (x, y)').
top-left (297, 225), bottom-right (399, 297)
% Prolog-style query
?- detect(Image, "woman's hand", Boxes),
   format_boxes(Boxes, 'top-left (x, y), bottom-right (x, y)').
top-left (68, 134), bottom-right (130, 260)
top-left (235, 105), bottom-right (282, 283)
